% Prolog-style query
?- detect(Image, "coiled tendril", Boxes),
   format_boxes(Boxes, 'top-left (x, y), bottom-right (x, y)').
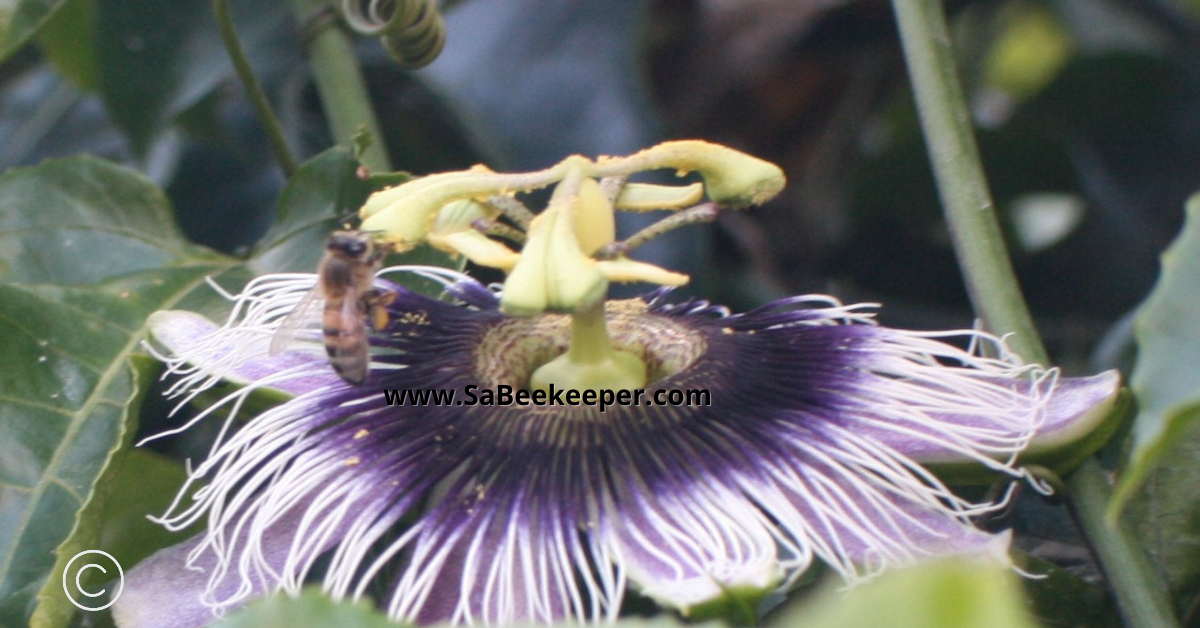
top-left (341, 0), bottom-right (446, 69)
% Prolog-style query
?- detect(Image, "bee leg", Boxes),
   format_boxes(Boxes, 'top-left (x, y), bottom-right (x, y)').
top-left (363, 288), bottom-right (397, 331)
top-left (369, 305), bottom-right (389, 332)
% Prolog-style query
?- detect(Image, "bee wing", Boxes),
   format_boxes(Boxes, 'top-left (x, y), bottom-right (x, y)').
top-left (269, 287), bottom-right (324, 356)
top-left (331, 284), bottom-right (370, 384)
top-left (341, 282), bottom-right (369, 345)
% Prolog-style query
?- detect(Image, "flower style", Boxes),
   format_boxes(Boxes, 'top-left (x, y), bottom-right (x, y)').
top-left (115, 142), bottom-right (1121, 628)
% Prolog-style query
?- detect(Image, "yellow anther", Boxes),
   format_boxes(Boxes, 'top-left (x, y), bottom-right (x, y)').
top-left (596, 140), bottom-right (785, 207)
top-left (428, 230), bottom-right (521, 270)
top-left (614, 182), bottom-right (705, 211)
top-left (597, 257), bottom-right (690, 286)
top-left (501, 168), bottom-right (607, 316)
top-left (574, 177), bottom-right (616, 256)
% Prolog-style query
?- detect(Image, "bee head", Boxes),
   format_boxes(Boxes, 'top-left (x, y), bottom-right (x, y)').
top-left (327, 230), bottom-right (374, 260)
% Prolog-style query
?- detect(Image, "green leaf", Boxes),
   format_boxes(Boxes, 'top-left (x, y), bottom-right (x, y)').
top-left (1124, 415), bottom-right (1200, 620)
top-left (0, 156), bottom-right (210, 285)
top-left (26, 355), bottom-right (157, 628)
top-left (252, 145), bottom-right (457, 293)
top-left (253, 146), bottom-right (372, 274)
top-left (771, 557), bottom-right (1042, 628)
top-left (0, 271), bottom-right (221, 628)
top-left (1015, 553), bottom-right (1120, 628)
top-left (0, 150), bottom-right (454, 628)
top-left (0, 156), bottom-right (233, 628)
top-left (36, 0), bottom-right (97, 91)
top-left (94, 0), bottom-right (291, 153)
top-left (27, 438), bottom-right (206, 627)
top-left (210, 589), bottom-right (398, 628)
top-left (94, 444), bottom-right (204, 575)
top-left (686, 584), bottom-right (770, 626)
top-left (0, 0), bottom-right (70, 65)
top-left (1111, 193), bottom-right (1200, 516)
top-left (982, 4), bottom-right (1072, 101)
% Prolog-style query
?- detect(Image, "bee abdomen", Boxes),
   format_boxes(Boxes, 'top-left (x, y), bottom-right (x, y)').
top-left (323, 314), bottom-right (369, 384)
top-left (325, 342), bottom-right (369, 385)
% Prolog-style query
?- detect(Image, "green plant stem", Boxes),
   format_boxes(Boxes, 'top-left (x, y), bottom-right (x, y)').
top-left (1069, 458), bottom-right (1179, 628)
top-left (890, 1), bottom-right (1179, 627)
top-left (891, 0), bottom-right (1045, 365)
top-left (290, 0), bottom-right (392, 173)
top-left (215, 0), bottom-right (299, 176)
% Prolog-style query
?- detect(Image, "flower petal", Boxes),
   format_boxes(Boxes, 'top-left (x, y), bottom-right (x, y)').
top-left (741, 452), bottom-right (1012, 579)
top-left (113, 504), bottom-right (311, 628)
top-left (148, 309), bottom-right (339, 395)
top-left (112, 535), bottom-right (226, 628)
top-left (377, 483), bottom-right (617, 625)
top-left (134, 274), bottom-right (1121, 627)
top-left (602, 480), bottom-right (781, 610)
top-left (1024, 370), bottom-right (1123, 454)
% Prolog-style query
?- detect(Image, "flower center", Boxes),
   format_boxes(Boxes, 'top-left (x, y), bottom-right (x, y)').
top-left (473, 299), bottom-right (707, 393)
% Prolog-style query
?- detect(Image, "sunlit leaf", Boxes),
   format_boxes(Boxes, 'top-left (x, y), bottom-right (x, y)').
top-left (771, 557), bottom-right (1041, 628)
top-left (1111, 193), bottom-right (1200, 516)
top-left (209, 589), bottom-right (398, 628)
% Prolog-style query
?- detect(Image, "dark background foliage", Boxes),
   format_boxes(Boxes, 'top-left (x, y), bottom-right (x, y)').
top-left (7, 0), bottom-right (1198, 358)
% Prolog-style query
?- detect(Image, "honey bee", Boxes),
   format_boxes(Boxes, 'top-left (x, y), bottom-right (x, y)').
top-left (271, 231), bottom-right (394, 385)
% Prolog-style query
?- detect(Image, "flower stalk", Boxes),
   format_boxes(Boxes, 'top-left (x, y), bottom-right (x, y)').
top-left (890, 0), bottom-right (1177, 626)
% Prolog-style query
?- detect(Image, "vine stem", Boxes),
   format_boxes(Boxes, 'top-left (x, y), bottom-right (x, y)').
top-left (891, 0), bottom-right (1045, 364)
top-left (1069, 457), bottom-right (1179, 628)
top-left (214, 0), bottom-right (299, 176)
top-left (289, 0), bottom-right (392, 173)
top-left (889, 1), bottom-right (1178, 627)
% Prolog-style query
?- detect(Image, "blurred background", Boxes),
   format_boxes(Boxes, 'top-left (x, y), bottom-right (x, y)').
top-left (5, 0), bottom-right (1198, 374)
